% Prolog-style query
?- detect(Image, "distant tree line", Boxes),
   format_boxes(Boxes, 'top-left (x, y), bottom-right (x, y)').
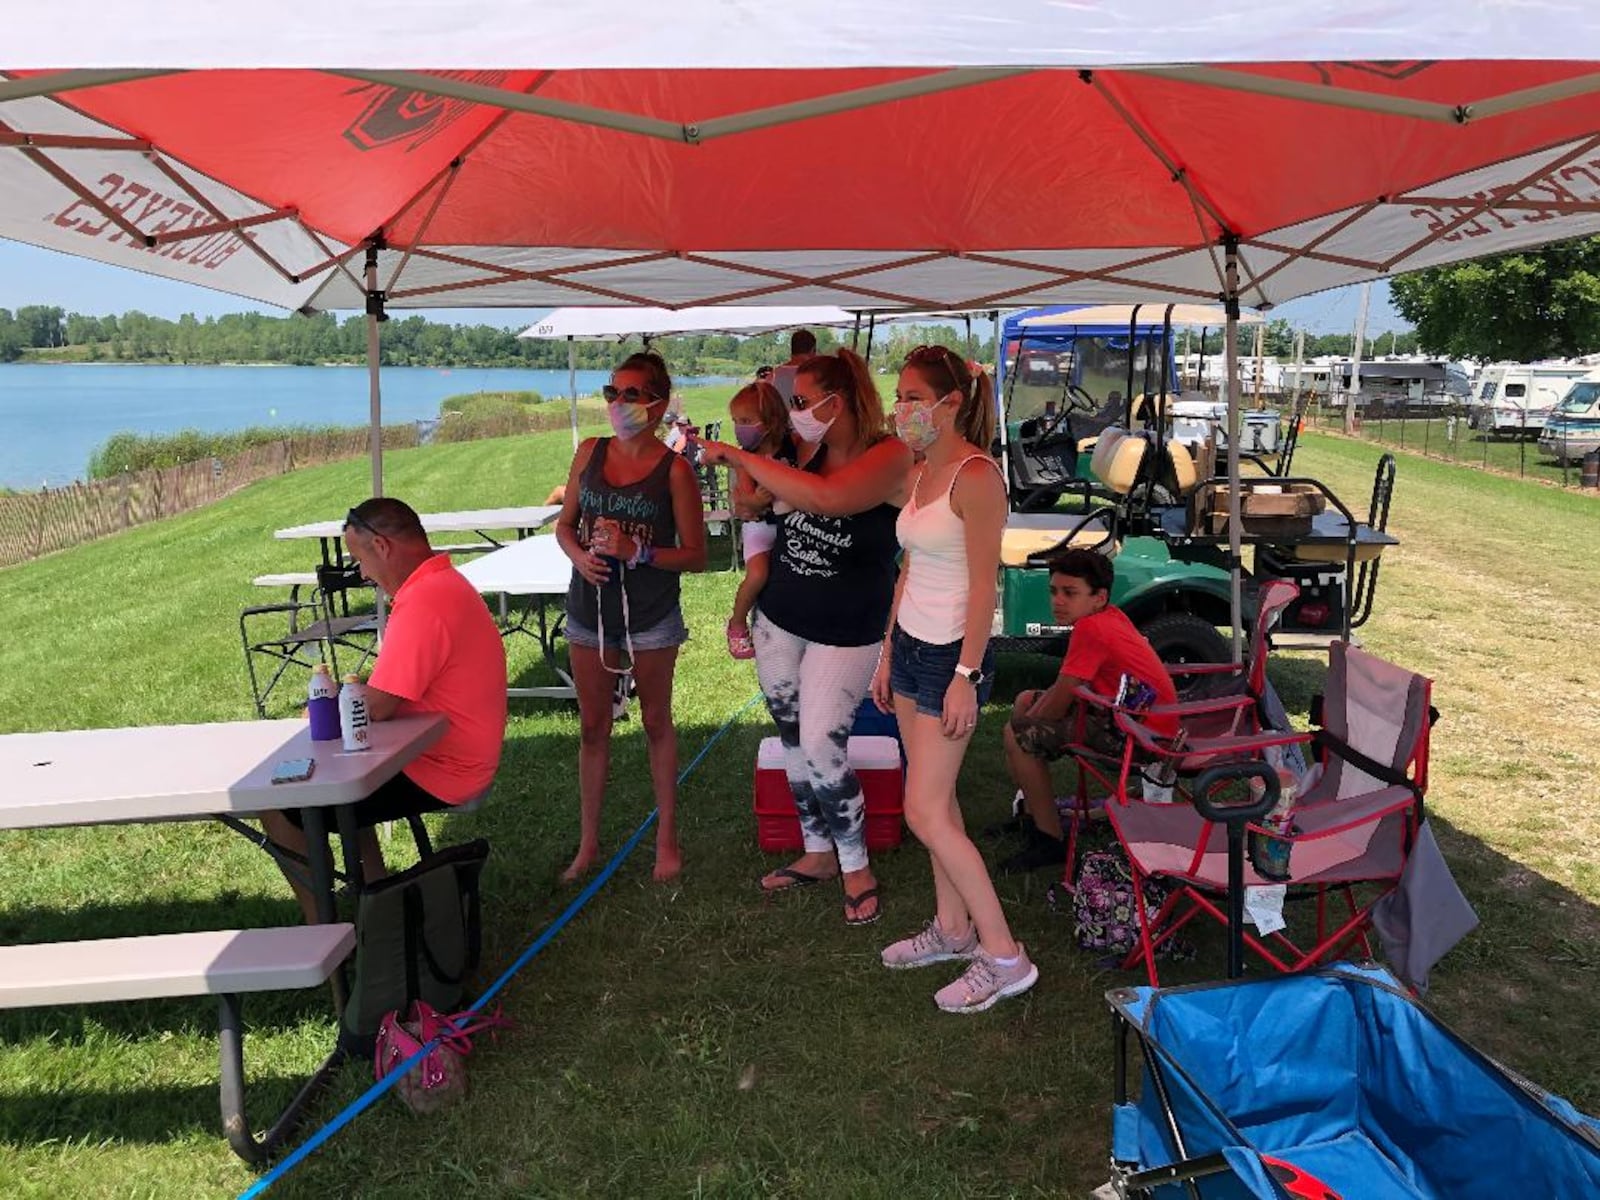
top-left (0, 304), bottom-right (1428, 373)
top-left (0, 306), bottom-right (846, 371)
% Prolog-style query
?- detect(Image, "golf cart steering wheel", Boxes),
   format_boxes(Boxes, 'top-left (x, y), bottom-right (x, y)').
top-left (1034, 384), bottom-right (1099, 443)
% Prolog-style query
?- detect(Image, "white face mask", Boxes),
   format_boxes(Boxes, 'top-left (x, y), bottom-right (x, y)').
top-left (788, 393), bottom-right (838, 443)
top-left (607, 400), bottom-right (655, 440)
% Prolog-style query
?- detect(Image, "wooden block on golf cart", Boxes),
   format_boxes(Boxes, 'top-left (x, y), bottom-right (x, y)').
top-left (1191, 482), bottom-right (1325, 535)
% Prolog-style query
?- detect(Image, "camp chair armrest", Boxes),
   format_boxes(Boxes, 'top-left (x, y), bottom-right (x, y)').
top-left (1164, 662), bottom-right (1241, 678)
top-left (1114, 714), bottom-right (1185, 758)
top-left (1145, 695), bottom-right (1255, 719)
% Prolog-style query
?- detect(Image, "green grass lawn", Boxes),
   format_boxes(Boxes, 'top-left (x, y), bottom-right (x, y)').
top-left (0, 408), bottom-right (1597, 1198)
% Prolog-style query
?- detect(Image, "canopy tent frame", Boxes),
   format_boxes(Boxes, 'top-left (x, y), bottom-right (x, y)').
top-left (11, 48), bottom-right (1600, 652)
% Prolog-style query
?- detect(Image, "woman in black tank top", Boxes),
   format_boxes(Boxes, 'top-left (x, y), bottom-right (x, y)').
top-left (554, 352), bottom-right (708, 885)
top-left (701, 349), bottom-right (914, 927)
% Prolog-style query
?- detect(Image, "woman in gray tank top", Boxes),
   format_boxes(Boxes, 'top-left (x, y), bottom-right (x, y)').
top-left (554, 352), bottom-right (708, 884)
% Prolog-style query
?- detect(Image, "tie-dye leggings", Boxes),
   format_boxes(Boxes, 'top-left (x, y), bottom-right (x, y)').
top-left (752, 611), bottom-right (881, 873)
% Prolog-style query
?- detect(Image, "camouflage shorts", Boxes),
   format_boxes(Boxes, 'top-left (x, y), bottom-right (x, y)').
top-left (1010, 709), bottom-right (1124, 761)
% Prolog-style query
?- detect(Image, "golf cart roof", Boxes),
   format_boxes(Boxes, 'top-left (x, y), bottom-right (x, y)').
top-left (1007, 304), bottom-right (1265, 338)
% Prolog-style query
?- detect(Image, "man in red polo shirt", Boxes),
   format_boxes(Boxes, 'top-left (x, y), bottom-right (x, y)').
top-left (998, 549), bottom-right (1177, 872)
top-left (262, 497), bottom-right (507, 920)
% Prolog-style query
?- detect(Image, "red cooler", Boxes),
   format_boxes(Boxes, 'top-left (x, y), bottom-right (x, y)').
top-left (753, 735), bottom-right (905, 853)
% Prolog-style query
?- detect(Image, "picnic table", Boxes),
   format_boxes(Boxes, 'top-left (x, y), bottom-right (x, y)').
top-left (0, 712), bottom-right (446, 1161)
top-left (275, 504), bottom-right (562, 567)
top-left (456, 534), bottom-right (577, 700)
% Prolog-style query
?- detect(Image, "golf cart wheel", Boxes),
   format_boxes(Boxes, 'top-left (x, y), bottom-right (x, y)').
top-left (1140, 613), bottom-right (1230, 685)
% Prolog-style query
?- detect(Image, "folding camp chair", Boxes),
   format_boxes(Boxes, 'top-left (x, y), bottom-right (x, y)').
top-left (239, 563), bottom-right (377, 716)
top-left (1051, 580), bottom-right (1300, 887)
top-left (1103, 643), bottom-right (1434, 985)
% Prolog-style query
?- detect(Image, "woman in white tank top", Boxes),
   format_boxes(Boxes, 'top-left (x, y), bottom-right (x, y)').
top-left (869, 345), bottom-right (1039, 1013)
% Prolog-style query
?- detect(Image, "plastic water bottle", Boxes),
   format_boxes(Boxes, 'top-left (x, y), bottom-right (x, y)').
top-left (307, 663), bottom-right (340, 741)
top-left (338, 674), bottom-right (371, 752)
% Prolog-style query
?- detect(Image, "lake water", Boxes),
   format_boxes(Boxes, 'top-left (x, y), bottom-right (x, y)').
top-left (0, 364), bottom-right (734, 488)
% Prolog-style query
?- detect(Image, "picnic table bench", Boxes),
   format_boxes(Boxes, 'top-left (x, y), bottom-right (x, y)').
top-left (0, 925), bottom-right (355, 1164)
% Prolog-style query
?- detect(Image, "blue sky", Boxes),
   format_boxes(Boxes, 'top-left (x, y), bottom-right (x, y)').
top-left (0, 239), bottom-right (1407, 335)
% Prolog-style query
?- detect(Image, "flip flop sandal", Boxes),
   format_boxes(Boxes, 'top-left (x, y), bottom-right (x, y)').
top-left (759, 866), bottom-right (834, 893)
top-left (843, 886), bottom-right (882, 926)
top-left (726, 622), bottom-right (756, 660)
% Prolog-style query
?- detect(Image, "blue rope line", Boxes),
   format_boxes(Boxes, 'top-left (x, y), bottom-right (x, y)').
top-left (238, 692), bottom-right (763, 1200)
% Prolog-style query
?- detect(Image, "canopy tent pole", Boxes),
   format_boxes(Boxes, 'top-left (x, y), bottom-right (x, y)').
top-left (851, 311), bottom-right (863, 353)
top-left (863, 313), bottom-right (877, 364)
top-left (363, 242), bottom-right (384, 498)
top-left (567, 336), bottom-right (579, 451)
top-left (1124, 305), bottom-right (1142, 427)
top-left (1223, 238), bottom-right (1244, 664)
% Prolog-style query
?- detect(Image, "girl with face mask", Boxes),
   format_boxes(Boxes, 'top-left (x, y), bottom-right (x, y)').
top-left (725, 379), bottom-right (795, 659)
top-left (554, 351), bottom-right (709, 885)
top-left (870, 346), bottom-right (1040, 1014)
top-left (698, 347), bottom-right (914, 928)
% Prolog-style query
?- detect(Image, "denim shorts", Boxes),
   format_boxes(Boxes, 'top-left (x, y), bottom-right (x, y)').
top-left (889, 625), bottom-right (996, 718)
top-left (565, 606), bottom-right (689, 652)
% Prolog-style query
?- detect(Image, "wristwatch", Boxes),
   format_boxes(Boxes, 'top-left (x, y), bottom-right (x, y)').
top-left (955, 663), bottom-right (986, 688)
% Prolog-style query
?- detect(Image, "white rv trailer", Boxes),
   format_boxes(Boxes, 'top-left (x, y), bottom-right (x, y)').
top-left (1468, 363), bottom-right (1593, 438)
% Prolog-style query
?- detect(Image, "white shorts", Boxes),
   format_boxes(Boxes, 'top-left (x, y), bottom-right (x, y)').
top-left (741, 520), bottom-right (777, 559)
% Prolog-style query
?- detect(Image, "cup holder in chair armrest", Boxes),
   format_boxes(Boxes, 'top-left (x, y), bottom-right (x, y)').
top-left (1190, 761), bottom-right (1278, 825)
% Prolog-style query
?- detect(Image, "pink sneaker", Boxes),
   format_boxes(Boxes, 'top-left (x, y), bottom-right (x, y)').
top-left (726, 621), bottom-right (755, 660)
top-left (881, 919), bottom-right (978, 970)
top-left (933, 945), bottom-right (1039, 1014)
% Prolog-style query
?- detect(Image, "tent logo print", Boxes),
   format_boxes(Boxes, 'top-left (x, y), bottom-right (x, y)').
top-left (1310, 61), bottom-right (1436, 85)
top-left (343, 71), bottom-right (510, 152)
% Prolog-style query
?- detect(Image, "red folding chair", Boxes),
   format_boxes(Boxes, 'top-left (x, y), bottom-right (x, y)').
top-left (1053, 579), bottom-right (1300, 887)
top-left (1103, 642), bottom-right (1435, 984)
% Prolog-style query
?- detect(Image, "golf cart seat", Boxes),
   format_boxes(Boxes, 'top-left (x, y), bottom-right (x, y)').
top-left (1091, 427), bottom-right (1203, 500)
top-left (1001, 510), bottom-right (1119, 567)
top-left (1091, 427), bottom-right (1147, 494)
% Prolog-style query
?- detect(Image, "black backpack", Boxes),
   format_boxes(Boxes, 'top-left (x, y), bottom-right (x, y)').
top-left (341, 838), bottom-right (490, 1053)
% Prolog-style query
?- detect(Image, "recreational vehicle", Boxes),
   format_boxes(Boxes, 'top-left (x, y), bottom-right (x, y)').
top-left (1468, 363), bottom-right (1592, 437)
top-left (1537, 370), bottom-right (1600, 463)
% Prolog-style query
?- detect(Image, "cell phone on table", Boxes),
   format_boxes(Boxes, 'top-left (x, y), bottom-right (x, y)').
top-left (270, 757), bottom-right (316, 784)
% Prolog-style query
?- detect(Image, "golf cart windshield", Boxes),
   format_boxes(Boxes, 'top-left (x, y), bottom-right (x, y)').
top-left (1003, 332), bottom-right (1165, 427)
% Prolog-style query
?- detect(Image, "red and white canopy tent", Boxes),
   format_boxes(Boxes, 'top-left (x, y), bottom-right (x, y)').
top-left (8, 2), bottom-right (1600, 649)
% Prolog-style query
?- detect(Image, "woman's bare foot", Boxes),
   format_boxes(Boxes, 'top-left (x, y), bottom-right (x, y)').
top-left (561, 846), bottom-right (599, 883)
top-left (653, 835), bottom-right (682, 882)
top-left (842, 866), bottom-right (881, 926)
top-left (759, 850), bottom-right (839, 892)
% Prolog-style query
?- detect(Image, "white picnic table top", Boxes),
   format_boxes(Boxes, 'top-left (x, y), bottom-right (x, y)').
top-left (274, 505), bottom-right (561, 542)
top-left (456, 533), bottom-right (573, 597)
top-left (0, 714), bottom-right (446, 831)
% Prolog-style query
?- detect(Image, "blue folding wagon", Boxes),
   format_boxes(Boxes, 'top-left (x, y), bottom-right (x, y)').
top-left (1107, 963), bottom-right (1600, 1198)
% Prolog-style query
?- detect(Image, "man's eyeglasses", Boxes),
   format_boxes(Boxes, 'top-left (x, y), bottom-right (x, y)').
top-left (344, 508), bottom-right (380, 537)
top-left (602, 384), bottom-right (663, 405)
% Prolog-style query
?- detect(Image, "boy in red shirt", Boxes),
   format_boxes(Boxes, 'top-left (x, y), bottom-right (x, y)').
top-left (999, 549), bottom-right (1177, 870)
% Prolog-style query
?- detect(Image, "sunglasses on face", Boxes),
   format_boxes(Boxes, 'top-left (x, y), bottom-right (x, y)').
top-left (602, 384), bottom-right (662, 405)
top-left (789, 390), bottom-right (838, 412)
